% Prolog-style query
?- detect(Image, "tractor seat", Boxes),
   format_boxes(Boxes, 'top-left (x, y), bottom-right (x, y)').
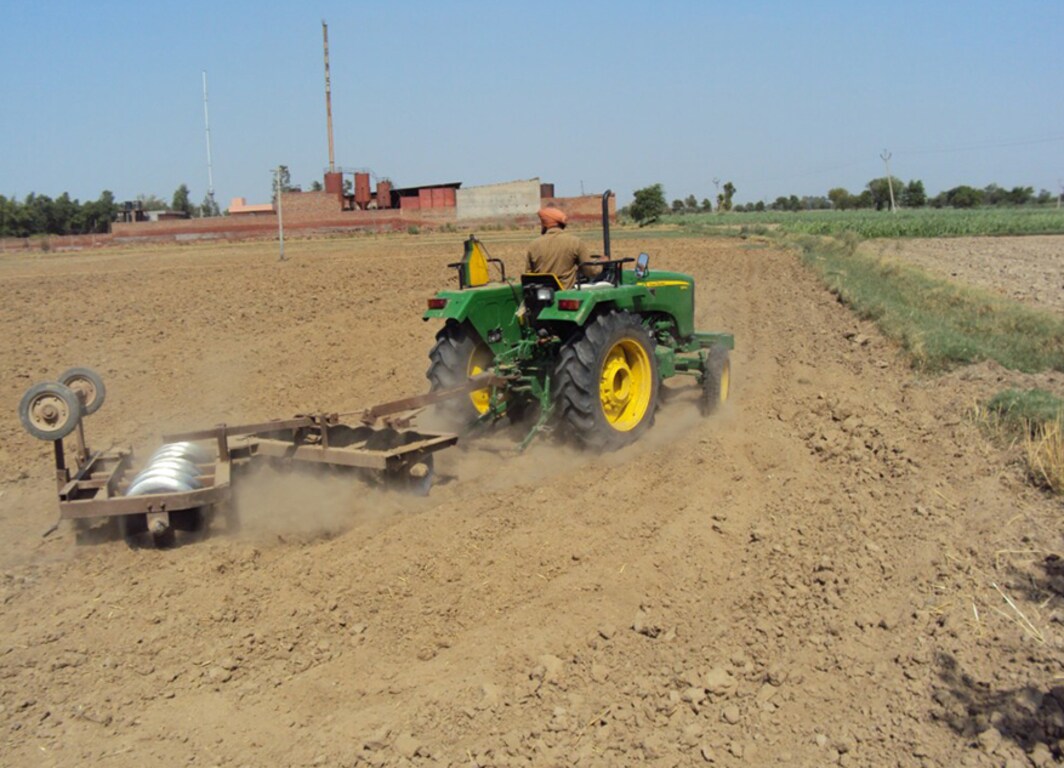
top-left (576, 281), bottom-right (614, 291)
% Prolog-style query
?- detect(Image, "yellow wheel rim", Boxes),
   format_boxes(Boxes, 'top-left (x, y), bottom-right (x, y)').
top-left (599, 338), bottom-right (653, 431)
top-left (720, 360), bottom-right (730, 402)
top-left (468, 344), bottom-right (494, 414)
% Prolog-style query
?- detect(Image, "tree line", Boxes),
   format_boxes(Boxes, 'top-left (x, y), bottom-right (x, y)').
top-left (622, 178), bottom-right (1059, 223)
top-left (0, 184), bottom-right (220, 238)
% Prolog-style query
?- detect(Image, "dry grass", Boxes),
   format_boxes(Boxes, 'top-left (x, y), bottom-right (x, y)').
top-left (972, 398), bottom-right (1064, 496)
top-left (1024, 417), bottom-right (1064, 493)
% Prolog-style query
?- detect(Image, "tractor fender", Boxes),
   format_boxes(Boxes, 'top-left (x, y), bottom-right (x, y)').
top-left (423, 283), bottom-right (523, 351)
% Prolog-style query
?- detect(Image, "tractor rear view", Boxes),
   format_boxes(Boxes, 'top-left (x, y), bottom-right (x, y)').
top-left (424, 191), bottom-right (733, 450)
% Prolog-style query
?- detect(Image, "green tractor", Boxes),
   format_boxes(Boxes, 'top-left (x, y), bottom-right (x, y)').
top-left (423, 191), bottom-right (733, 450)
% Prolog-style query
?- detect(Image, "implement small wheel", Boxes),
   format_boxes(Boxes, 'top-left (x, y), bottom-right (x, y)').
top-left (701, 345), bottom-right (731, 416)
top-left (18, 382), bottom-right (83, 441)
top-left (58, 367), bottom-right (106, 415)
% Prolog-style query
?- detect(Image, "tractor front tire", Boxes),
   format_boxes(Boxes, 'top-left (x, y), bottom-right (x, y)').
top-left (554, 311), bottom-right (659, 451)
top-left (427, 322), bottom-right (494, 430)
top-left (700, 344), bottom-right (731, 416)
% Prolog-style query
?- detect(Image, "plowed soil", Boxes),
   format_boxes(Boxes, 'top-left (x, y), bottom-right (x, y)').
top-left (865, 235), bottom-right (1064, 316)
top-left (1, 234), bottom-right (1062, 767)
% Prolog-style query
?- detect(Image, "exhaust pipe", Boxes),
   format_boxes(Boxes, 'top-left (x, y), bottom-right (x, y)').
top-left (601, 189), bottom-right (612, 259)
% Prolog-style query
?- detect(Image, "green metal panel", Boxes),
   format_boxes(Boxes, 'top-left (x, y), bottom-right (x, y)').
top-left (626, 269), bottom-right (696, 338)
top-left (423, 284), bottom-right (523, 352)
top-left (535, 285), bottom-right (650, 324)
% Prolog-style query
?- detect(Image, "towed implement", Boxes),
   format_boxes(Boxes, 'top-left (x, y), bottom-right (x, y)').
top-left (425, 190), bottom-right (734, 450)
top-left (18, 368), bottom-right (461, 547)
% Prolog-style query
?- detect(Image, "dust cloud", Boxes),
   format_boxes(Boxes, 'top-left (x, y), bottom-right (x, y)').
top-left (229, 463), bottom-right (412, 540)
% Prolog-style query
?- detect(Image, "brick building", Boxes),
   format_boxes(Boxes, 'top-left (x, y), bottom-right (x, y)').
top-left (109, 177), bottom-right (613, 243)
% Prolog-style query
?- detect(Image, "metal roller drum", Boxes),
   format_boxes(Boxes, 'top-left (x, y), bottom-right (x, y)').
top-left (126, 444), bottom-right (205, 497)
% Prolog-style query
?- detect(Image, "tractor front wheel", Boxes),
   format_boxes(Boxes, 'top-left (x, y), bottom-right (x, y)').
top-left (426, 322), bottom-right (494, 430)
top-left (554, 311), bottom-right (659, 451)
top-left (700, 344), bottom-right (731, 416)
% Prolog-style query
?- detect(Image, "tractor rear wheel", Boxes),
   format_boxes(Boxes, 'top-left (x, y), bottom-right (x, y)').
top-left (427, 322), bottom-right (494, 429)
top-left (700, 344), bottom-right (731, 416)
top-left (554, 311), bottom-right (659, 451)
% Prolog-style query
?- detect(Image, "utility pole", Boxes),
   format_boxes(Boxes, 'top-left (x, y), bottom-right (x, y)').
top-left (712, 177), bottom-right (721, 214)
top-left (200, 69), bottom-right (214, 213)
top-left (881, 150), bottom-right (897, 213)
top-left (1058, 179), bottom-right (1063, 209)
top-left (275, 167), bottom-right (286, 262)
top-left (322, 20), bottom-right (335, 174)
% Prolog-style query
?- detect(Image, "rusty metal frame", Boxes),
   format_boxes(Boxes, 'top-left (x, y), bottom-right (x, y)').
top-left (48, 378), bottom-right (478, 527)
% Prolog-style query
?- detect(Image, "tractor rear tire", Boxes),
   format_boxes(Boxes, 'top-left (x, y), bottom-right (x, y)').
top-left (426, 322), bottom-right (494, 430)
top-left (701, 344), bottom-right (731, 416)
top-left (554, 311), bottom-right (659, 451)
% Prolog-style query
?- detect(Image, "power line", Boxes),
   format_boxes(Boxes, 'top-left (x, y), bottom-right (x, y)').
top-left (896, 133), bottom-right (1064, 156)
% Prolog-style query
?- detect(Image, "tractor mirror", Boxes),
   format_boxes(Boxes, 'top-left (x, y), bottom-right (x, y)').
top-left (635, 252), bottom-right (650, 279)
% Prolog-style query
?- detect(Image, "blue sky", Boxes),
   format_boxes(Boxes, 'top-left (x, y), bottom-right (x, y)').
top-left (2, 1), bottom-right (1061, 207)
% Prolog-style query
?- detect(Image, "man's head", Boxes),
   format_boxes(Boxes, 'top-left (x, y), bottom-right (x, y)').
top-left (538, 207), bottom-right (567, 233)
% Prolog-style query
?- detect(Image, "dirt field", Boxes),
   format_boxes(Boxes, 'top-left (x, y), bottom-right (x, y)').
top-left (1, 233), bottom-right (1062, 767)
top-left (865, 235), bottom-right (1064, 316)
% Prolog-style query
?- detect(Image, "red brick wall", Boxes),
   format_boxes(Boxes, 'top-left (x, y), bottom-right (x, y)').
top-left (281, 191), bottom-right (343, 222)
top-left (542, 194), bottom-right (615, 224)
top-left (105, 189), bottom-right (601, 244)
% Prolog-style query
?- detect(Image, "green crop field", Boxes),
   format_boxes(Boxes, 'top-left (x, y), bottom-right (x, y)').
top-left (661, 207), bottom-right (1064, 239)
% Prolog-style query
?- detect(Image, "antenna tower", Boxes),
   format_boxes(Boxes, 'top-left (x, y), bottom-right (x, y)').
top-left (323, 21), bottom-right (335, 173)
top-left (202, 71), bottom-right (216, 214)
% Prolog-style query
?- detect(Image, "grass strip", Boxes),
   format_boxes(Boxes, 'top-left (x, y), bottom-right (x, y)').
top-left (667, 207), bottom-right (1064, 239)
top-left (794, 234), bottom-right (1064, 373)
top-left (976, 389), bottom-right (1064, 494)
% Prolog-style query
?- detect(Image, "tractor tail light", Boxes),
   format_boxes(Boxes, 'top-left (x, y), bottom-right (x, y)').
top-left (558, 299), bottom-right (581, 311)
top-left (427, 297), bottom-right (448, 310)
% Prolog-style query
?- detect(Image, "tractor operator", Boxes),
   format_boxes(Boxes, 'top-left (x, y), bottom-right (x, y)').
top-left (526, 207), bottom-right (602, 289)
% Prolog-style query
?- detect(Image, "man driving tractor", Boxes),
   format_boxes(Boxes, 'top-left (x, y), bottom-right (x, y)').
top-left (526, 207), bottom-right (602, 288)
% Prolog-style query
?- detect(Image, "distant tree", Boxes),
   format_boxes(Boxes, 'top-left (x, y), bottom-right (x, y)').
top-left (629, 183), bottom-right (667, 224)
top-left (867, 177), bottom-right (904, 210)
top-left (272, 166), bottom-right (297, 203)
top-left (53, 192), bottom-right (79, 234)
top-left (722, 182), bottom-right (736, 212)
top-left (854, 190), bottom-right (874, 209)
top-left (771, 196), bottom-right (789, 211)
top-left (137, 193), bottom-right (167, 211)
top-left (827, 187), bottom-right (852, 210)
top-left (683, 194), bottom-right (698, 212)
top-left (945, 185), bottom-right (983, 208)
top-left (1035, 189), bottom-right (1054, 205)
top-left (1006, 186), bottom-right (1034, 205)
top-left (199, 194), bottom-right (221, 218)
top-left (670, 199), bottom-right (685, 214)
top-left (700, 198), bottom-right (712, 212)
top-left (172, 184), bottom-right (194, 216)
top-left (754, 200), bottom-right (765, 212)
top-left (0, 195), bottom-right (11, 237)
top-left (901, 180), bottom-right (926, 208)
top-left (983, 184), bottom-right (1006, 206)
top-left (309, 180), bottom-right (324, 192)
